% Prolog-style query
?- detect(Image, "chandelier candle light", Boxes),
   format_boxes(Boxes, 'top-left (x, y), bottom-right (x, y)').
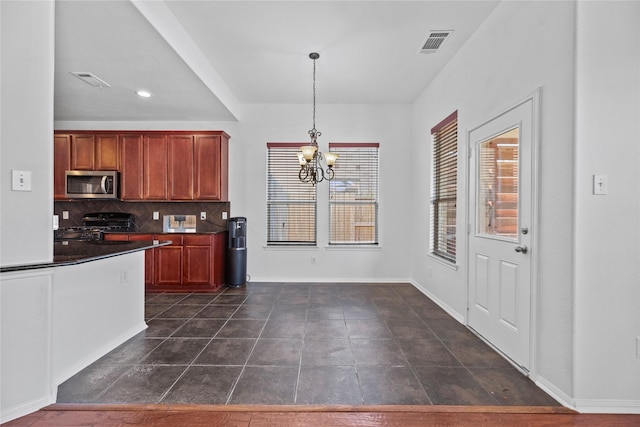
top-left (298, 52), bottom-right (338, 184)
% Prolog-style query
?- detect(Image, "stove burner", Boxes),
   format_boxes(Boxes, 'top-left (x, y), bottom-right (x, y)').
top-left (54, 212), bottom-right (135, 241)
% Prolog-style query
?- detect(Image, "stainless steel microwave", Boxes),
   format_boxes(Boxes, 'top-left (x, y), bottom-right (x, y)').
top-left (65, 170), bottom-right (119, 199)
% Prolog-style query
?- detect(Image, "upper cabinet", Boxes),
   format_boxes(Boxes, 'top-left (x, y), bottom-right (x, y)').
top-left (194, 134), bottom-right (228, 201)
top-left (53, 130), bottom-right (230, 201)
top-left (53, 135), bottom-right (71, 200)
top-left (68, 133), bottom-right (119, 171)
top-left (168, 135), bottom-right (194, 200)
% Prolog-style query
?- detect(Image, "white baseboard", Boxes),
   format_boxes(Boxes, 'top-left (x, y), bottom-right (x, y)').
top-left (572, 399), bottom-right (640, 414)
top-left (0, 394), bottom-right (54, 424)
top-left (245, 278), bottom-right (413, 284)
top-left (53, 322), bottom-right (147, 386)
top-left (409, 279), bottom-right (465, 323)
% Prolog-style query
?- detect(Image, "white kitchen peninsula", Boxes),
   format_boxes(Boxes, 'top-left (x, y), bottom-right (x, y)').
top-left (0, 240), bottom-right (166, 423)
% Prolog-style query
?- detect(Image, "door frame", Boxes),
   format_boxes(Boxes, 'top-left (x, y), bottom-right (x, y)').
top-left (464, 88), bottom-right (541, 375)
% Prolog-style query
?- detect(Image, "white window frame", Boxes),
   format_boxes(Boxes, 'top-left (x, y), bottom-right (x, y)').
top-left (328, 142), bottom-right (379, 246)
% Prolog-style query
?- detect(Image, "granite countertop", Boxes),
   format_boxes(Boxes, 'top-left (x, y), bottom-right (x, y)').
top-left (0, 240), bottom-right (169, 273)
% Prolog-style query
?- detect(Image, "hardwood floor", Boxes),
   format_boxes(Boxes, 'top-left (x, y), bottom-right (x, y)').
top-left (6, 404), bottom-right (640, 427)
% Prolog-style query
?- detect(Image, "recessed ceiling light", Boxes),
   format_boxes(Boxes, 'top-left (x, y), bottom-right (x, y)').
top-left (136, 90), bottom-right (152, 98)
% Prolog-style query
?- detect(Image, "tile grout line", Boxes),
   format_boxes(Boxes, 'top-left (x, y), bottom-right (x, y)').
top-left (224, 290), bottom-right (274, 405)
top-left (156, 290), bottom-right (241, 404)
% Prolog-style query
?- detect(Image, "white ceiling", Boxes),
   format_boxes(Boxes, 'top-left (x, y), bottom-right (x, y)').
top-left (54, 0), bottom-right (500, 122)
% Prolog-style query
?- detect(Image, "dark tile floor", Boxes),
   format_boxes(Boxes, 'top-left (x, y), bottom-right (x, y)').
top-left (57, 282), bottom-right (560, 406)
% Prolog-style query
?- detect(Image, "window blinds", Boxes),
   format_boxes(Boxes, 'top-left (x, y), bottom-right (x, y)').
top-left (266, 143), bottom-right (317, 245)
top-left (328, 143), bottom-right (379, 245)
top-left (431, 112), bottom-right (458, 262)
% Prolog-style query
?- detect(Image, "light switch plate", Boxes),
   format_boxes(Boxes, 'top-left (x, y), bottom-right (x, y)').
top-left (11, 170), bottom-right (32, 191)
top-left (593, 174), bottom-right (607, 195)
top-left (153, 211), bottom-right (160, 220)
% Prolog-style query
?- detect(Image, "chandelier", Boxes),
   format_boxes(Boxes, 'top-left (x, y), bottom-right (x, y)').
top-left (298, 52), bottom-right (338, 184)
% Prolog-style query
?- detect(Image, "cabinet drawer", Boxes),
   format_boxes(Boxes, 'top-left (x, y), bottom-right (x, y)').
top-left (184, 234), bottom-right (212, 246)
top-left (154, 234), bottom-right (183, 246)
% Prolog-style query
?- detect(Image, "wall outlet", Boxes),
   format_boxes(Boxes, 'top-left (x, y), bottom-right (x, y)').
top-left (311, 256), bottom-right (316, 265)
top-left (153, 211), bottom-right (159, 220)
top-left (120, 270), bottom-right (128, 283)
top-left (200, 212), bottom-right (207, 220)
top-left (222, 211), bottom-right (228, 220)
top-left (62, 210), bottom-right (69, 220)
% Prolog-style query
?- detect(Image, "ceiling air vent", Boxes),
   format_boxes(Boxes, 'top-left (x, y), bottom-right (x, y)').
top-left (419, 30), bottom-right (453, 54)
top-left (70, 72), bottom-right (111, 88)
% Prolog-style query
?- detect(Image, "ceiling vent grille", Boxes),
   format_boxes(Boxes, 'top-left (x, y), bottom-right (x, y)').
top-left (419, 31), bottom-right (453, 54)
top-left (70, 72), bottom-right (111, 88)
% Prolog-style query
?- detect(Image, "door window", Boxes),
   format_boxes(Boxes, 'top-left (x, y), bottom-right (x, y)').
top-left (477, 127), bottom-right (519, 240)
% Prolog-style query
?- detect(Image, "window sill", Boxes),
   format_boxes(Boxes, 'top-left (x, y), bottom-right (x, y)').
top-left (428, 253), bottom-right (459, 271)
top-left (263, 245), bottom-right (319, 251)
top-left (325, 245), bottom-right (381, 251)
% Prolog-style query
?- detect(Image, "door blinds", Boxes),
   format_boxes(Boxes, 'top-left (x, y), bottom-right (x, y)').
top-left (266, 143), bottom-right (317, 245)
top-left (328, 143), bottom-right (379, 245)
top-left (431, 111), bottom-right (458, 261)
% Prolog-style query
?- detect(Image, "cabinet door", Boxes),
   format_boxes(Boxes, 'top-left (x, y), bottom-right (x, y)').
top-left (183, 235), bottom-right (213, 285)
top-left (143, 135), bottom-right (168, 200)
top-left (154, 235), bottom-right (183, 286)
top-left (128, 234), bottom-right (154, 286)
top-left (54, 135), bottom-right (71, 200)
top-left (70, 134), bottom-right (95, 170)
top-left (120, 134), bottom-right (144, 200)
top-left (95, 134), bottom-right (119, 170)
top-left (212, 232), bottom-right (226, 288)
top-left (194, 134), bottom-right (227, 200)
top-left (168, 135), bottom-right (194, 200)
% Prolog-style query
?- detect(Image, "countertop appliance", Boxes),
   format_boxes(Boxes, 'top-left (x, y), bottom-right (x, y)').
top-left (65, 170), bottom-right (119, 199)
top-left (54, 212), bottom-right (135, 241)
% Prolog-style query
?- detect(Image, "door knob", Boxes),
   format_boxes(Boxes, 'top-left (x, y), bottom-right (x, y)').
top-left (515, 245), bottom-right (528, 254)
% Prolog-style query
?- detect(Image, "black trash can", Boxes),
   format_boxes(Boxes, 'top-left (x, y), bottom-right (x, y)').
top-left (225, 217), bottom-right (247, 287)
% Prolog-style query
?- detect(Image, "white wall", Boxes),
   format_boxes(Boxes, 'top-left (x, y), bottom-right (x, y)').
top-left (0, 0), bottom-right (55, 267)
top-left (237, 103), bottom-right (413, 282)
top-left (410, 0), bottom-right (576, 400)
top-left (573, 1), bottom-right (640, 411)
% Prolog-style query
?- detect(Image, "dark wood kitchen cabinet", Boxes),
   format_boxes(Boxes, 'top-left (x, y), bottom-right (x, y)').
top-left (154, 234), bottom-right (183, 287)
top-left (69, 133), bottom-right (119, 171)
top-left (168, 135), bottom-right (194, 200)
top-left (143, 135), bottom-right (169, 200)
top-left (70, 134), bottom-right (95, 170)
top-left (54, 135), bottom-right (71, 200)
top-left (194, 134), bottom-right (229, 201)
top-left (119, 134), bottom-right (144, 200)
top-left (54, 130), bottom-right (229, 201)
top-left (94, 134), bottom-right (119, 170)
top-left (104, 232), bottom-right (226, 292)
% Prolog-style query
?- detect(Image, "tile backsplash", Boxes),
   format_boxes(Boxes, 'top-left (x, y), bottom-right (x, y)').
top-left (54, 200), bottom-right (230, 233)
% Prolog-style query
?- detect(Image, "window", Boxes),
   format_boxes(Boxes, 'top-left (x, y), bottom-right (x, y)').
top-left (266, 143), bottom-right (316, 245)
top-left (431, 111), bottom-right (458, 262)
top-left (329, 143), bottom-right (379, 245)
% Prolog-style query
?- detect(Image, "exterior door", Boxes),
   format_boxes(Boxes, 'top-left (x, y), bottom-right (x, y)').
top-left (467, 93), bottom-right (538, 371)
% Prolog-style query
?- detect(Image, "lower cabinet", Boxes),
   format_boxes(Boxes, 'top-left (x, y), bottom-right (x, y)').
top-left (104, 233), bottom-right (225, 291)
